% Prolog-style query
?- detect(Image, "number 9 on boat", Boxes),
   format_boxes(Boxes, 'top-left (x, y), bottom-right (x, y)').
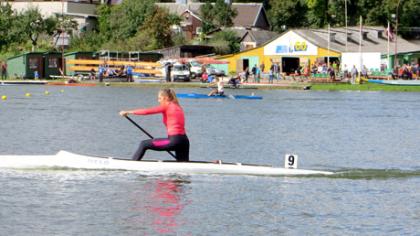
top-left (284, 154), bottom-right (298, 169)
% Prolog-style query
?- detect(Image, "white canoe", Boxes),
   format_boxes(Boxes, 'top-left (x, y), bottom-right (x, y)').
top-left (0, 151), bottom-right (333, 176)
top-left (368, 79), bottom-right (420, 86)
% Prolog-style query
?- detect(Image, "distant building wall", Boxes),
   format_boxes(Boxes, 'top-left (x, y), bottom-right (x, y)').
top-left (67, 2), bottom-right (97, 15)
top-left (7, 53), bottom-right (45, 79)
top-left (5, 2), bottom-right (65, 17)
top-left (342, 53), bottom-right (381, 71)
top-left (4, 2), bottom-right (97, 32)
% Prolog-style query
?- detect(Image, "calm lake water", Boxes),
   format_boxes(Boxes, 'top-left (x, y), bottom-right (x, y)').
top-left (0, 85), bottom-right (419, 235)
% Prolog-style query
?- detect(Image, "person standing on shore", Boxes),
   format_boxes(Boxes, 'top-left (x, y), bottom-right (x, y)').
top-left (351, 65), bottom-right (358, 84)
top-left (259, 63), bottom-right (265, 82)
top-left (269, 66), bottom-right (274, 84)
top-left (244, 67), bottom-right (250, 83)
top-left (1, 61), bottom-right (8, 80)
top-left (255, 65), bottom-right (261, 83)
top-left (98, 64), bottom-right (105, 82)
top-left (343, 64), bottom-right (348, 80)
top-left (260, 63), bottom-right (265, 74)
top-left (251, 64), bottom-right (257, 82)
top-left (274, 62), bottom-right (281, 81)
top-left (126, 65), bottom-right (133, 82)
top-left (119, 88), bottom-right (190, 162)
top-left (165, 62), bottom-right (172, 82)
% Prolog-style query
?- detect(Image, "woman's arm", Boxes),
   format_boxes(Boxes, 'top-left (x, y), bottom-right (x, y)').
top-left (120, 105), bottom-right (166, 116)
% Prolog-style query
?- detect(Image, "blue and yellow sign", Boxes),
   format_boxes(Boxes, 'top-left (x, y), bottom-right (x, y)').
top-left (294, 41), bottom-right (307, 51)
top-left (275, 41), bottom-right (308, 54)
top-left (276, 45), bottom-right (288, 53)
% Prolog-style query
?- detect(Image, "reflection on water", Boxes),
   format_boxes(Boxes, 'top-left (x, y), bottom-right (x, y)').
top-left (128, 176), bottom-right (190, 234)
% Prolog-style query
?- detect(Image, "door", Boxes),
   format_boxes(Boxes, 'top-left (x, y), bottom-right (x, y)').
top-left (281, 57), bottom-right (300, 74)
top-left (242, 59), bottom-right (249, 71)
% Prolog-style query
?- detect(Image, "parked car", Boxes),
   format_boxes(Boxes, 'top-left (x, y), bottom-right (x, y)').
top-left (188, 60), bottom-right (203, 78)
top-left (171, 63), bottom-right (191, 82)
top-left (205, 65), bottom-right (225, 76)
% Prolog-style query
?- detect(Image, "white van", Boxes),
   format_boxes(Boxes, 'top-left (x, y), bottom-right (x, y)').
top-left (188, 60), bottom-right (203, 78)
top-left (171, 63), bottom-right (191, 82)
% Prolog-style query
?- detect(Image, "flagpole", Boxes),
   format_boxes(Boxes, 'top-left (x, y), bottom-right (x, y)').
top-left (387, 21), bottom-right (390, 72)
top-left (328, 23), bottom-right (330, 67)
top-left (345, 0), bottom-right (348, 52)
top-left (61, 0), bottom-right (65, 77)
top-left (359, 16), bottom-right (363, 82)
top-left (394, 0), bottom-right (402, 73)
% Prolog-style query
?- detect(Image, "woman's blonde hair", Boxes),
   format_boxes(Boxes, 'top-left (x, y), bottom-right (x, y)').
top-left (159, 88), bottom-right (179, 104)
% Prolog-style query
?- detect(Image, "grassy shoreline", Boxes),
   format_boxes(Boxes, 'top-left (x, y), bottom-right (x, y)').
top-left (309, 83), bottom-right (420, 92)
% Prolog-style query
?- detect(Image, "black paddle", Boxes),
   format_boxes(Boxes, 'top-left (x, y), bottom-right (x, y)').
top-left (124, 115), bottom-right (177, 159)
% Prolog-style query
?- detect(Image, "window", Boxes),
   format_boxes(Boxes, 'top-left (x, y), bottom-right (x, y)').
top-left (29, 58), bottom-right (39, 69)
top-left (49, 58), bottom-right (58, 68)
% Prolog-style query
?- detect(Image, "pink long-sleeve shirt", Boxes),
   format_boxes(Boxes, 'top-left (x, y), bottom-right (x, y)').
top-left (132, 102), bottom-right (186, 136)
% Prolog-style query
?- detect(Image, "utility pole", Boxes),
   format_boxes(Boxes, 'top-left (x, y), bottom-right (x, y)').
top-left (394, 0), bottom-right (402, 72)
top-left (327, 23), bottom-right (330, 67)
top-left (387, 21), bottom-right (390, 71)
top-left (359, 16), bottom-right (363, 82)
top-left (61, 0), bottom-right (65, 76)
top-left (345, 0), bottom-right (348, 51)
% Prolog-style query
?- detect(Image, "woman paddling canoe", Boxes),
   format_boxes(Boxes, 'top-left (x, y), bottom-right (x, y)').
top-left (208, 77), bottom-right (224, 96)
top-left (119, 88), bottom-right (190, 162)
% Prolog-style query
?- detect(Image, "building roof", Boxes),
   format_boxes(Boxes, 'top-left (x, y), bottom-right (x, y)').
top-left (156, 3), bottom-right (267, 28)
top-left (408, 39), bottom-right (420, 46)
top-left (208, 28), bottom-right (278, 46)
top-left (230, 3), bottom-right (264, 28)
top-left (293, 26), bottom-right (420, 54)
top-left (243, 29), bottom-right (279, 46)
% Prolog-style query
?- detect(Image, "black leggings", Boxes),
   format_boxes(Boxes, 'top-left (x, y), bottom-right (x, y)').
top-left (132, 135), bottom-right (190, 162)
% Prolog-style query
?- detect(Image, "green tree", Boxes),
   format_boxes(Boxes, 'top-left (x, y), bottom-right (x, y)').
top-left (130, 7), bottom-right (174, 51)
top-left (213, 0), bottom-right (238, 28)
top-left (0, 4), bottom-right (15, 51)
top-left (388, 0), bottom-right (420, 38)
top-left (307, 0), bottom-right (329, 27)
top-left (207, 30), bottom-right (240, 55)
top-left (200, 0), bottom-right (237, 33)
top-left (70, 31), bottom-right (104, 52)
top-left (357, 0), bottom-right (388, 25)
top-left (200, 1), bottom-right (216, 34)
top-left (269, 0), bottom-right (308, 32)
top-left (96, 4), bottom-right (113, 40)
top-left (107, 0), bottom-right (156, 41)
top-left (16, 8), bottom-right (46, 51)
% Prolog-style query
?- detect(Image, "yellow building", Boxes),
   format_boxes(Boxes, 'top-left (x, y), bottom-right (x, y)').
top-left (217, 29), bottom-right (341, 74)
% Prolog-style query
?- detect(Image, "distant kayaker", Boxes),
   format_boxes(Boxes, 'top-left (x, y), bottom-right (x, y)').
top-left (208, 77), bottom-right (224, 96)
top-left (228, 75), bottom-right (240, 88)
top-left (119, 88), bottom-right (189, 162)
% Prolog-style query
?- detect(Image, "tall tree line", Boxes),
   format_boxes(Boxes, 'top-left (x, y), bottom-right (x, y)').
top-left (198, 0), bottom-right (419, 35)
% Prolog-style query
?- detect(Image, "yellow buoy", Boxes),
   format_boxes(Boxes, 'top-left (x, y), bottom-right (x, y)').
top-left (60, 89), bottom-right (64, 93)
top-left (25, 93), bottom-right (31, 97)
top-left (44, 91), bottom-right (50, 95)
top-left (1, 95), bottom-right (7, 100)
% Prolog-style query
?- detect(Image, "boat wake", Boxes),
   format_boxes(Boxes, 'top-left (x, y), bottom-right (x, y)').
top-left (327, 168), bottom-right (420, 179)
